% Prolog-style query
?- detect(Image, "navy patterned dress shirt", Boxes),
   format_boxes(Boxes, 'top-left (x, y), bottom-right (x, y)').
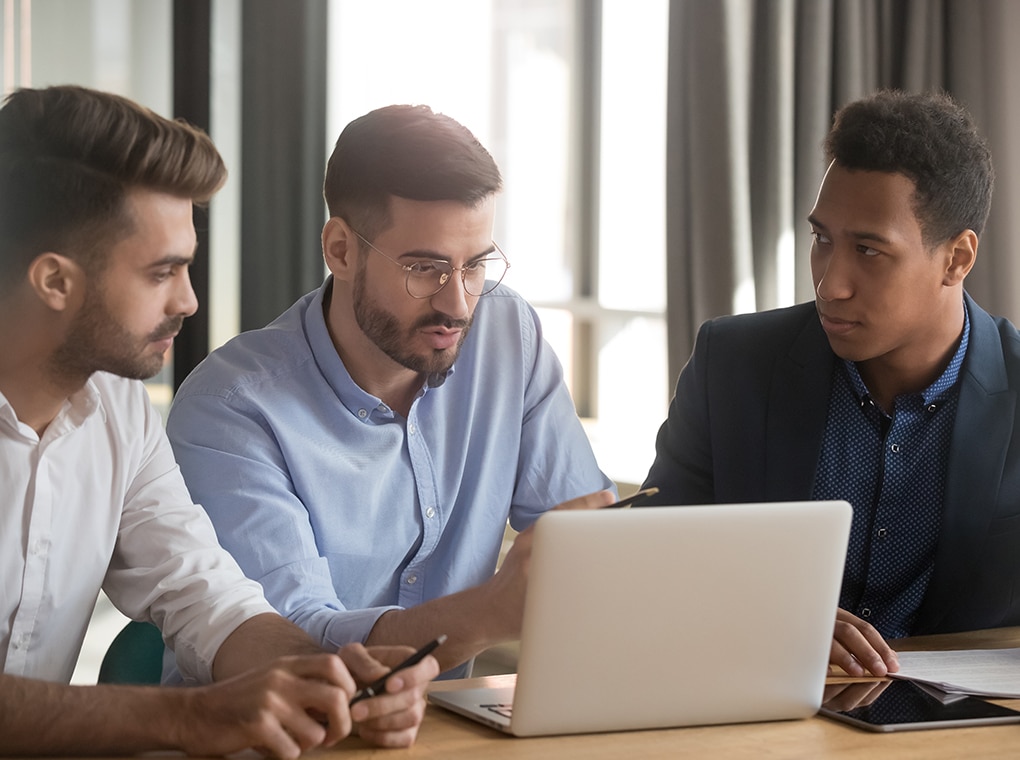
top-left (812, 307), bottom-right (971, 638)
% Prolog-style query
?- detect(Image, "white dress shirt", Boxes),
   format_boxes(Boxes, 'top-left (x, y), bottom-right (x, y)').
top-left (0, 371), bottom-right (275, 684)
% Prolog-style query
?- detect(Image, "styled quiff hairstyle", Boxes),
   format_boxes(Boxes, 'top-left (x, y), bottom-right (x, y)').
top-left (824, 89), bottom-right (994, 248)
top-left (323, 104), bottom-right (502, 241)
top-left (0, 85), bottom-right (226, 286)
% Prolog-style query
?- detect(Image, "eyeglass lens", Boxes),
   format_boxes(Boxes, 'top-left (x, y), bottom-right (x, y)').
top-left (406, 257), bottom-right (508, 298)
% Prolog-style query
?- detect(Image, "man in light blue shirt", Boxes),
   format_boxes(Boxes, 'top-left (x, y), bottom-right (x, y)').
top-left (167, 105), bottom-right (615, 678)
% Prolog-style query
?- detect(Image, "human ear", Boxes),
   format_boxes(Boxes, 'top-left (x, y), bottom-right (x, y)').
top-left (943, 229), bottom-right (977, 286)
top-left (26, 253), bottom-right (85, 312)
top-left (321, 216), bottom-right (358, 282)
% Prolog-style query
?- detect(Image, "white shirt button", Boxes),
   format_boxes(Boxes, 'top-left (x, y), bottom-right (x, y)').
top-left (406, 574), bottom-right (418, 585)
top-left (425, 507), bottom-right (436, 519)
top-left (357, 409), bottom-right (368, 419)
top-left (890, 443), bottom-right (901, 453)
top-left (408, 423), bottom-right (417, 435)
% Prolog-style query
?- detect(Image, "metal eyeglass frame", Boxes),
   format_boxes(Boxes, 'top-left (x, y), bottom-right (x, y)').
top-left (352, 229), bottom-right (510, 298)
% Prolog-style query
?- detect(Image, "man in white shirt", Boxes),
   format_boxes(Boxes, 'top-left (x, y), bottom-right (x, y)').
top-left (0, 85), bottom-right (436, 757)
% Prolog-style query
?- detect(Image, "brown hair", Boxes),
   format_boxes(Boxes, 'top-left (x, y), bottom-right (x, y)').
top-left (0, 85), bottom-right (226, 285)
top-left (323, 104), bottom-right (502, 241)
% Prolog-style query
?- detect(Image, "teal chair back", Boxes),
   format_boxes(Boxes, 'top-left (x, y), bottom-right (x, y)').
top-left (97, 621), bottom-right (164, 684)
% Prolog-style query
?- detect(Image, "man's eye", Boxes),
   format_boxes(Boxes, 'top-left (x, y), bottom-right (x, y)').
top-left (463, 260), bottom-right (489, 273)
top-left (407, 261), bottom-right (443, 275)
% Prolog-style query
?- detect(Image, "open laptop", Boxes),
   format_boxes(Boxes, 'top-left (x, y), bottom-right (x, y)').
top-left (429, 500), bottom-right (852, 737)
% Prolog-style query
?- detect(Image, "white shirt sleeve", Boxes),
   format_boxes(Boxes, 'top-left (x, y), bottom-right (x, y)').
top-left (96, 375), bottom-right (276, 684)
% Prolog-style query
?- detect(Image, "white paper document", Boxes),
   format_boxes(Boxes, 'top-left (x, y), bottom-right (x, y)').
top-left (891, 648), bottom-right (1020, 699)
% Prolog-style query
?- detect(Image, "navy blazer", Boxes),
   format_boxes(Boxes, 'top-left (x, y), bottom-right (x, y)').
top-left (642, 292), bottom-right (1020, 635)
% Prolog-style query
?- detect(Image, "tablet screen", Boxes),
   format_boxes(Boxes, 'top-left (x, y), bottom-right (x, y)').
top-left (819, 679), bottom-right (1020, 732)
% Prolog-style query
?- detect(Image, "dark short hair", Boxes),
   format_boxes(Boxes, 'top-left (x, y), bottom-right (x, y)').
top-left (824, 89), bottom-right (994, 246)
top-left (0, 85), bottom-right (226, 286)
top-left (323, 104), bottom-right (502, 240)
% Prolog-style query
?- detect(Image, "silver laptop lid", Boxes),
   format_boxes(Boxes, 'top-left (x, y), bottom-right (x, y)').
top-left (509, 500), bottom-right (852, 736)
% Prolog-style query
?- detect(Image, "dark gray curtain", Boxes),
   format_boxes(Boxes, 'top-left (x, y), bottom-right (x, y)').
top-left (665, 0), bottom-right (1020, 384)
top-left (172, 0), bottom-right (211, 390)
top-left (240, 0), bottom-right (328, 331)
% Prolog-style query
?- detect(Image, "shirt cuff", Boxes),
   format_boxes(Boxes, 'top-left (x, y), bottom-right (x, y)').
top-left (319, 605), bottom-right (402, 651)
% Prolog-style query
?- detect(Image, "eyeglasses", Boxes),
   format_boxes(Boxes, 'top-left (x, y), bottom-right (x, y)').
top-left (352, 230), bottom-right (510, 299)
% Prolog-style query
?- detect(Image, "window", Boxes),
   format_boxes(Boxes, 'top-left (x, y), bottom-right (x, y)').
top-left (328, 0), bottom-right (669, 485)
top-left (3, 0), bottom-right (670, 485)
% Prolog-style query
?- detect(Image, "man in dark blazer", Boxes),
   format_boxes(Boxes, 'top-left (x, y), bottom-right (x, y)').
top-left (642, 90), bottom-right (1019, 679)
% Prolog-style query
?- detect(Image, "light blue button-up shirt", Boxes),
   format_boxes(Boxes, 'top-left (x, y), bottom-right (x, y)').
top-left (166, 277), bottom-right (612, 677)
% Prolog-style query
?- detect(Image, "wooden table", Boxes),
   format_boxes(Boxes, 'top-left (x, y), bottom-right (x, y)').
top-left (31, 628), bottom-right (1020, 759)
top-left (343, 627), bottom-right (1020, 759)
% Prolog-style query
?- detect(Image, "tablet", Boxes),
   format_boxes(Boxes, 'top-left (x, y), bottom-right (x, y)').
top-left (819, 679), bottom-right (1020, 732)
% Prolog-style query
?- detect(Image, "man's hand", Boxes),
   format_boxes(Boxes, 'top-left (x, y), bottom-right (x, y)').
top-left (830, 608), bottom-right (899, 677)
top-left (174, 653), bottom-right (357, 759)
top-left (340, 643), bottom-right (438, 748)
top-left (1, 629), bottom-right (435, 758)
top-left (363, 489), bottom-right (617, 672)
top-left (180, 644), bottom-right (437, 755)
top-left (485, 489), bottom-right (617, 637)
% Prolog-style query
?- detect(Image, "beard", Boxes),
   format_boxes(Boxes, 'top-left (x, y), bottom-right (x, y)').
top-left (352, 264), bottom-right (472, 376)
top-left (50, 283), bottom-right (183, 384)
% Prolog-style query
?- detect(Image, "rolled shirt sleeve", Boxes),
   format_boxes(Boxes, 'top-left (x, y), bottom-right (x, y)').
top-left (0, 373), bottom-right (274, 685)
top-left (103, 377), bottom-right (277, 684)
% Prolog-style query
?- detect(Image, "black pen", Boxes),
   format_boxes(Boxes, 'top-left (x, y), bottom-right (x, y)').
top-left (349, 634), bottom-right (447, 706)
top-left (606, 486), bottom-right (659, 509)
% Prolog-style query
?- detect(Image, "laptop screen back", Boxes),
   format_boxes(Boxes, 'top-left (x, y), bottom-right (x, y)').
top-left (506, 500), bottom-right (852, 736)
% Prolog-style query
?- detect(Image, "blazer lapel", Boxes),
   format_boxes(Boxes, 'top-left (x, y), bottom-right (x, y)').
top-left (915, 294), bottom-right (1016, 632)
top-left (765, 309), bottom-right (835, 500)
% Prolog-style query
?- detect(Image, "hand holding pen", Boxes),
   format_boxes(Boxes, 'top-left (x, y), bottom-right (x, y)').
top-left (349, 634), bottom-right (447, 706)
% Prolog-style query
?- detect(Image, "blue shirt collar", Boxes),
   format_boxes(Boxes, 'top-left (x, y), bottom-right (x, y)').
top-left (843, 299), bottom-right (971, 408)
top-left (304, 277), bottom-right (456, 422)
